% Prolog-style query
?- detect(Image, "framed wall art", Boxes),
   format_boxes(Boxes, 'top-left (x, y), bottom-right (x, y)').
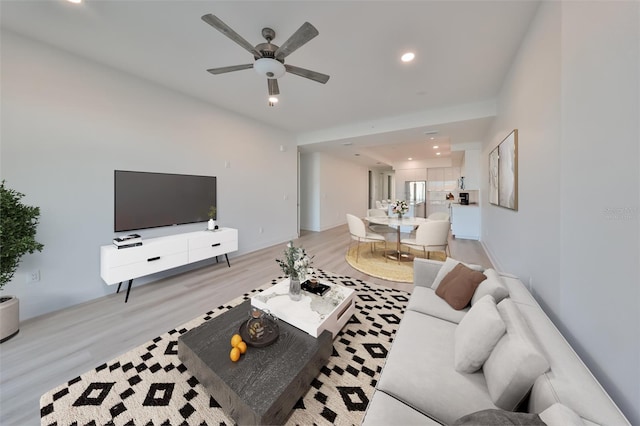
top-left (489, 129), bottom-right (518, 211)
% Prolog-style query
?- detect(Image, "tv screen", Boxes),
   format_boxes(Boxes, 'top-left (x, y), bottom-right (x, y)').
top-left (114, 170), bottom-right (217, 232)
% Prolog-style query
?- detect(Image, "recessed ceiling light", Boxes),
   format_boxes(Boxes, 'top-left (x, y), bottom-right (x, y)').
top-left (433, 145), bottom-right (439, 149)
top-left (66, 0), bottom-right (82, 3)
top-left (430, 137), bottom-right (435, 140)
top-left (268, 96), bottom-right (278, 103)
top-left (408, 157), bottom-right (413, 161)
top-left (436, 152), bottom-right (441, 156)
top-left (401, 52), bottom-right (415, 63)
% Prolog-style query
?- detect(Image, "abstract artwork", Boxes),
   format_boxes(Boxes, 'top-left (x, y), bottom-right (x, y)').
top-left (489, 129), bottom-right (518, 211)
top-left (489, 147), bottom-right (499, 206)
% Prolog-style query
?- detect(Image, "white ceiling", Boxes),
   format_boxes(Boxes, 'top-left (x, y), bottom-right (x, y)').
top-left (0, 0), bottom-right (540, 168)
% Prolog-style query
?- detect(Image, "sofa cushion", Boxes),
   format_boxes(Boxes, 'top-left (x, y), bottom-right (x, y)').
top-left (436, 263), bottom-right (486, 310)
top-left (539, 403), bottom-right (584, 426)
top-left (406, 286), bottom-right (468, 323)
top-left (453, 409), bottom-right (545, 425)
top-left (377, 310), bottom-right (498, 424)
top-left (362, 390), bottom-right (441, 426)
top-left (431, 257), bottom-right (484, 290)
top-left (471, 268), bottom-right (510, 306)
top-left (483, 299), bottom-right (550, 410)
top-left (454, 295), bottom-right (506, 373)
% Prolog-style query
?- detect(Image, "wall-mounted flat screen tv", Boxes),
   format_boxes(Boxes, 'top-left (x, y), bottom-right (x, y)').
top-left (114, 170), bottom-right (217, 232)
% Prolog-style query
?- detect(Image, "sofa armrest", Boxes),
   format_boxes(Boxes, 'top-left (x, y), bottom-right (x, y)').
top-left (413, 258), bottom-right (445, 288)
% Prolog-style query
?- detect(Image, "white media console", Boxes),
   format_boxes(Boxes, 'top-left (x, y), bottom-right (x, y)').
top-left (100, 228), bottom-right (238, 302)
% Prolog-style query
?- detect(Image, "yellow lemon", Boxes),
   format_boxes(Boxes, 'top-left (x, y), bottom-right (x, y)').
top-left (237, 341), bottom-right (247, 354)
top-left (230, 347), bottom-right (241, 362)
top-left (230, 334), bottom-right (243, 348)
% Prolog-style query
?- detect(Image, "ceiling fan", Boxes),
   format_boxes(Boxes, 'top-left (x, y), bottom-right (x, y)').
top-left (201, 14), bottom-right (330, 101)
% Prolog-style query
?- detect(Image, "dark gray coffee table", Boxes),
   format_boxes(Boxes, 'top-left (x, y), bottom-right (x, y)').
top-left (178, 299), bottom-right (333, 425)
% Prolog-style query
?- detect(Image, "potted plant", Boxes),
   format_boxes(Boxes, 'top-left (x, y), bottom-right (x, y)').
top-left (207, 206), bottom-right (217, 230)
top-left (0, 181), bottom-right (44, 342)
top-left (276, 241), bottom-right (313, 301)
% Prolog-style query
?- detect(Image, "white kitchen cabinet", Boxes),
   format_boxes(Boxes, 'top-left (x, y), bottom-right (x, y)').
top-left (451, 204), bottom-right (480, 240)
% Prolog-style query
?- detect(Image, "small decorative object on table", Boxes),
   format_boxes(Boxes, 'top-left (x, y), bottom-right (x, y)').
top-left (207, 206), bottom-right (217, 231)
top-left (391, 200), bottom-right (409, 218)
top-left (240, 307), bottom-right (279, 347)
top-left (276, 241), bottom-right (314, 301)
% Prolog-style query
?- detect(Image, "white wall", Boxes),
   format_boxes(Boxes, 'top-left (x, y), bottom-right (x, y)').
top-left (481, 2), bottom-right (639, 423)
top-left (0, 31), bottom-right (299, 320)
top-left (299, 152), bottom-right (368, 231)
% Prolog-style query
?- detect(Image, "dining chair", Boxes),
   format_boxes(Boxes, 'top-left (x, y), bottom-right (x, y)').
top-left (400, 220), bottom-right (450, 259)
top-left (367, 209), bottom-right (391, 233)
top-left (427, 212), bottom-right (450, 221)
top-left (346, 213), bottom-right (387, 262)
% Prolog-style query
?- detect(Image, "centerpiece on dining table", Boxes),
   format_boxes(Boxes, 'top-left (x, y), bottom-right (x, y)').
top-left (276, 241), bottom-right (314, 301)
top-left (391, 200), bottom-right (409, 218)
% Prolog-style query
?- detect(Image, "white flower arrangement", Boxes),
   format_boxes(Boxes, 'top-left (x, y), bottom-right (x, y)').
top-left (391, 200), bottom-right (409, 216)
top-left (276, 241), bottom-right (314, 281)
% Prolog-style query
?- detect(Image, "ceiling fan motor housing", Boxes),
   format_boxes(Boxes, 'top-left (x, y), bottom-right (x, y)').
top-left (254, 39), bottom-right (285, 79)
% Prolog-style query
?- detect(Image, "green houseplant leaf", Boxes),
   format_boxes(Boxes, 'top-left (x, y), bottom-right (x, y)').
top-left (0, 181), bottom-right (44, 290)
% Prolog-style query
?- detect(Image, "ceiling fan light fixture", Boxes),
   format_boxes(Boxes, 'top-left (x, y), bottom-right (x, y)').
top-left (254, 58), bottom-right (286, 79)
top-left (401, 52), bottom-right (415, 63)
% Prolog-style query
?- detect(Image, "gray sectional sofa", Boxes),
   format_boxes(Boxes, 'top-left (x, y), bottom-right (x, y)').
top-left (362, 258), bottom-right (629, 425)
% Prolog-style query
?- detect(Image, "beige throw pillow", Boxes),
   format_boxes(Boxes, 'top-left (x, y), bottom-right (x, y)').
top-left (471, 268), bottom-right (510, 306)
top-left (454, 295), bottom-right (506, 373)
top-left (483, 299), bottom-right (550, 410)
top-left (435, 263), bottom-right (487, 310)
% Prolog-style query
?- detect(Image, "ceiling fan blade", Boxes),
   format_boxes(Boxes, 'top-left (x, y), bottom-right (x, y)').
top-left (274, 22), bottom-right (319, 60)
top-left (268, 79), bottom-right (280, 96)
top-left (202, 14), bottom-right (263, 58)
top-left (285, 64), bottom-right (330, 84)
top-left (207, 64), bottom-right (254, 75)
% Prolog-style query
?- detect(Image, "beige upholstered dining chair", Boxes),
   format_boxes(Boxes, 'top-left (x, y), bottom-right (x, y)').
top-left (427, 212), bottom-right (450, 221)
top-left (366, 208), bottom-right (390, 233)
top-left (346, 214), bottom-right (387, 262)
top-left (400, 220), bottom-right (450, 259)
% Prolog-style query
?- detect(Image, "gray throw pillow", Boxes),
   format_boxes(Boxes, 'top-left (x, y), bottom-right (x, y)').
top-left (453, 409), bottom-right (546, 425)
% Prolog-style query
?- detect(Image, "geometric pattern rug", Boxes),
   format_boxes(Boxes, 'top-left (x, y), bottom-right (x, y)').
top-left (40, 270), bottom-right (410, 426)
top-left (346, 242), bottom-right (446, 283)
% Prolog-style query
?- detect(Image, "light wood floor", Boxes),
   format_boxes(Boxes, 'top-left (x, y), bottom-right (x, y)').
top-left (0, 224), bottom-right (491, 425)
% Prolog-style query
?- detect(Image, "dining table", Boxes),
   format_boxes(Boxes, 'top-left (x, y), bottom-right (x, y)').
top-left (365, 215), bottom-right (431, 262)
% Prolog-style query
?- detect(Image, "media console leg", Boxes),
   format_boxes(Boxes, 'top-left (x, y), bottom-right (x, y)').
top-left (124, 279), bottom-right (134, 303)
top-left (225, 253), bottom-right (231, 268)
top-left (116, 282), bottom-right (122, 293)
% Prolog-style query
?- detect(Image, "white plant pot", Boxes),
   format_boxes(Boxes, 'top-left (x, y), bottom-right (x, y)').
top-left (207, 219), bottom-right (217, 230)
top-left (0, 295), bottom-right (19, 343)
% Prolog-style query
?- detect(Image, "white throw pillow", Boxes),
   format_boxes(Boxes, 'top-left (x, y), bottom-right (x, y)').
top-left (471, 268), bottom-right (510, 306)
top-left (483, 299), bottom-right (550, 410)
top-left (431, 257), bottom-right (484, 290)
top-left (454, 295), bottom-right (506, 373)
top-left (539, 403), bottom-right (585, 426)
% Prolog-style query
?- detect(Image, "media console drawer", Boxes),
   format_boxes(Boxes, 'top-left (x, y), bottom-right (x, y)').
top-left (104, 251), bottom-right (189, 285)
top-left (188, 229), bottom-right (238, 264)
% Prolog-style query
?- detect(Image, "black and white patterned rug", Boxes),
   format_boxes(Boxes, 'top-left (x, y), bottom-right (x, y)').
top-left (40, 271), bottom-right (410, 426)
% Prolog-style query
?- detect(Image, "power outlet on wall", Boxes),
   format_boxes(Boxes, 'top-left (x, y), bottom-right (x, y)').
top-left (27, 270), bottom-right (40, 283)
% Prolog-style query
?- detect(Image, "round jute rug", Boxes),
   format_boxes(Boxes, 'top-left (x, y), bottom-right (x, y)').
top-left (345, 242), bottom-right (446, 283)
